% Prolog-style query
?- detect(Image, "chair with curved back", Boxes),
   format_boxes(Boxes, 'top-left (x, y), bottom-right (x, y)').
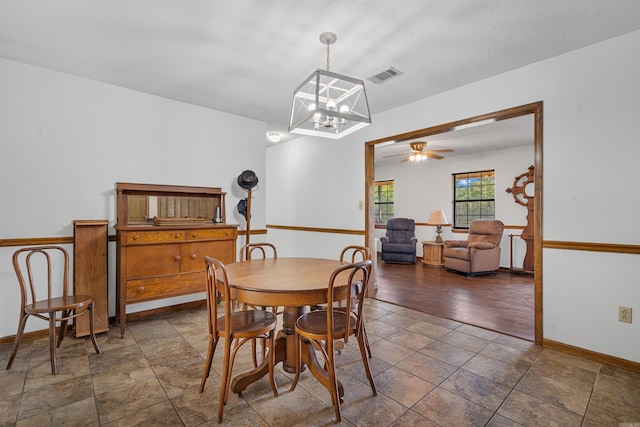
top-left (238, 242), bottom-right (281, 365)
top-left (239, 242), bottom-right (277, 262)
top-left (290, 260), bottom-right (377, 422)
top-left (239, 242), bottom-right (279, 313)
top-left (199, 256), bottom-right (278, 423)
top-left (339, 245), bottom-right (370, 263)
top-left (6, 246), bottom-right (101, 375)
top-left (338, 245), bottom-right (372, 358)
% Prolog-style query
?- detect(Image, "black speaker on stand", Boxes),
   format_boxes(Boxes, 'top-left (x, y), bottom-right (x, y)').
top-left (236, 170), bottom-right (259, 260)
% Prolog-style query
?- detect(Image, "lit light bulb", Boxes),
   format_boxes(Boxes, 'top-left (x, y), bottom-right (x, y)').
top-left (409, 154), bottom-right (416, 162)
top-left (339, 105), bottom-right (349, 113)
top-left (308, 103), bottom-right (316, 111)
top-left (326, 100), bottom-right (336, 110)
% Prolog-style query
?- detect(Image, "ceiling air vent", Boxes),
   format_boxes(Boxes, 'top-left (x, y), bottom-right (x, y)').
top-left (368, 67), bottom-right (404, 84)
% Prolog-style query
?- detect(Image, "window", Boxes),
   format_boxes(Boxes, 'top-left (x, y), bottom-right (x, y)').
top-left (374, 180), bottom-right (394, 224)
top-left (453, 170), bottom-right (495, 228)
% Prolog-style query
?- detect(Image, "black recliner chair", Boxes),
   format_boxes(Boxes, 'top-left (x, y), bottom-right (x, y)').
top-left (380, 218), bottom-right (417, 264)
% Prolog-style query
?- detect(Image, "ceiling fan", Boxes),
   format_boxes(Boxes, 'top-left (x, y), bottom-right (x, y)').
top-left (384, 141), bottom-right (454, 162)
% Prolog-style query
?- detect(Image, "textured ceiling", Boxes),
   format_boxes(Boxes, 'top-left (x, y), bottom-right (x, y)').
top-left (2, 0), bottom-right (640, 151)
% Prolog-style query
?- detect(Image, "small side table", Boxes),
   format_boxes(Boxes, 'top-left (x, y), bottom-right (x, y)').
top-left (422, 241), bottom-right (445, 268)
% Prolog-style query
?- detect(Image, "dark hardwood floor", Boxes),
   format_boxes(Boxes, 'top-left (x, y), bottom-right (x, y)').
top-left (371, 257), bottom-right (535, 341)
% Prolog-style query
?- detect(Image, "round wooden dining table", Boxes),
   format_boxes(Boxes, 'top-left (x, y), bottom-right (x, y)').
top-left (224, 257), bottom-right (348, 396)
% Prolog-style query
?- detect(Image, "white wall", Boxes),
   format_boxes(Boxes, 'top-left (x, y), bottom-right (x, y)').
top-left (0, 58), bottom-right (267, 338)
top-left (375, 145), bottom-right (534, 268)
top-left (267, 30), bottom-right (640, 362)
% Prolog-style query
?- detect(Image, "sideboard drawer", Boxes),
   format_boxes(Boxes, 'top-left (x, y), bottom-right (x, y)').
top-left (125, 230), bottom-right (185, 244)
top-left (125, 271), bottom-right (205, 302)
top-left (186, 227), bottom-right (236, 241)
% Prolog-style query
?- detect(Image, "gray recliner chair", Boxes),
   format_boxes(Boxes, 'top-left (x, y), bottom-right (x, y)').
top-left (443, 220), bottom-right (504, 276)
top-left (381, 218), bottom-right (417, 264)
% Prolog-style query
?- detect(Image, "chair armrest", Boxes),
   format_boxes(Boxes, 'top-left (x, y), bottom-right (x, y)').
top-left (380, 236), bottom-right (389, 244)
top-left (444, 240), bottom-right (468, 248)
top-left (468, 241), bottom-right (496, 250)
top-left (410, 237), bottom-right (418, 244)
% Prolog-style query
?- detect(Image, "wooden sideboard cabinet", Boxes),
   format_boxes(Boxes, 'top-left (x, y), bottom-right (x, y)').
top-left (115, 182), bottom-right (237, 337)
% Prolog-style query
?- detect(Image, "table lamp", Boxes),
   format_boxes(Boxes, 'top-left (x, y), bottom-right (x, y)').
top-left (428, 210), bottom-right (449, 243)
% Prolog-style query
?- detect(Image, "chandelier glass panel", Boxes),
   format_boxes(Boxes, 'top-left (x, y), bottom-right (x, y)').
top-left (289, 33), bottom-right (371, 139)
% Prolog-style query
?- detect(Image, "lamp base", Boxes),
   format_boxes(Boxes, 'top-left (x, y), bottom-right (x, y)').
top-left (435, 225), bottom-right (443, 243)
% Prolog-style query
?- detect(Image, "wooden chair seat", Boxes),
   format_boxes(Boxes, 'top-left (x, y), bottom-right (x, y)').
top-left (25, 296), bottom-right (94, 314)
top-left (295, 309), bottom-right (353, 340)
top-left (215, 310), bottom-right (278, 338)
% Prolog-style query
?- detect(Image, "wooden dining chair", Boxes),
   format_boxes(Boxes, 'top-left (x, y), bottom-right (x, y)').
top-left (239, 244), bottom-right (278, 309)
top-left (290, 260), bottom-right (377, 422)
top-left (336, 245), bottom-right (373, 358)
top-left (199, 257), bottom-right (278, 423)
top-left (239, 242), bottom-right (277, 262)
top-left (339, 245), bottom-right (371, 263)
top-left (6, 246), bottom-right (101, 375)
top-left (239, 242), bottom-right (281, 366)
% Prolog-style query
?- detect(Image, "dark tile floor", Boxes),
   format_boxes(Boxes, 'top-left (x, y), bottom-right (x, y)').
top-left (1, 300), bottom-right (639, 426)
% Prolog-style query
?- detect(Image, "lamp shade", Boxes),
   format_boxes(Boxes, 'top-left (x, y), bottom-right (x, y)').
top-left (428, 210), bottom-right (448, 225)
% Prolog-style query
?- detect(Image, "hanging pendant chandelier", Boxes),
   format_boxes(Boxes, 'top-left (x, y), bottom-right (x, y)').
top-left (289, 32), bottom-right (371, 139)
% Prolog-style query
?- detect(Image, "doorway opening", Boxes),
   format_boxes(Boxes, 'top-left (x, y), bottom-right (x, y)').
top-left (365, 102), bottom-right (543, 345)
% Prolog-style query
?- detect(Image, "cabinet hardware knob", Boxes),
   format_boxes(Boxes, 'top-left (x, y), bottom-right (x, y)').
top-left (138, 286), bottom-right (144, 293)
top-left (192, 233), bottom-right (197, 238)
top-left (175, 233), bottom-right (181, 238)
top-left (175, 255), bottom-right (181, 261)
top-left (191, 254), bottom-right (197, 260)
top-left (133, 235), bottom-right (139, 240)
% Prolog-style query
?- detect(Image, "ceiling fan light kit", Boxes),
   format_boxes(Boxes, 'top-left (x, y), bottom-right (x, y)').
top-left (289, 32), bottom-right (371, 139)
top-left (383, 141), bottom-right (454, 163)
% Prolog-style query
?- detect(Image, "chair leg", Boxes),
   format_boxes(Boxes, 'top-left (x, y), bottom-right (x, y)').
top-left (6, 314), bottom-right (28, 371)
top-left (289, 332), bottom-right (302, 392)
top-left (217, 338), bottom-right (233, 423)
top-left (325, 346), bottom-right (342, 423)
top-left (49, 315), bottom-right (58, 374)
top-left (361, 325), bottom-right (372, 359)
top-left (357, 333), bottom-right (377, 396)
top-left (199, 335), bottom-right (218, 393)
top-left (267, 331), bottom-right (278, 397)
top-left (250, 339), bottom-right (258, 368)
top-left (88, 304), bottom-right (101, 355)
top-left (57, 310), bottom-right (68, 349)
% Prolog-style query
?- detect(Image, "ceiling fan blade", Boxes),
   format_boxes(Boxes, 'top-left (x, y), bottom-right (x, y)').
top-left (401, 156), bottom-right (411, 162)
top-left (383, 153), bottom-right (410, 159)
top-left (425, 152), bottom-right (444, 159)
top-left (427, 149), bottom-right (454, 153)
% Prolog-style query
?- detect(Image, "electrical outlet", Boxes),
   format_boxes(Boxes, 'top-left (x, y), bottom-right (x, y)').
top-left (618, 306), bottom-right (632, 323)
